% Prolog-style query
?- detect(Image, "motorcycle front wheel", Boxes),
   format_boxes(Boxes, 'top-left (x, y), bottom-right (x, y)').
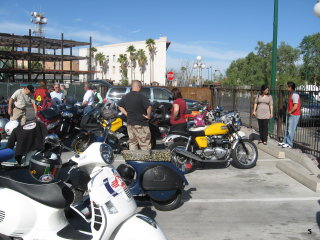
top-left (168, 141), bottom-right (194, 173)
top-left (71, 135), bottom-right (92, 154)
top-left (150, 190), bottom-right (182, 211)
top-left (231, 139), bottom-right (258, 169)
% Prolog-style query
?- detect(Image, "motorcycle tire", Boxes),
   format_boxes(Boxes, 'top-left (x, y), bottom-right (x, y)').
top-left (71, 135), bottom-right (92, 154)
top-left (231, 139), bottom-right (258, 169)
top-left (168, 141), bottom-right (195, 173)
top-left (150, 190), bottom-right (182, 211)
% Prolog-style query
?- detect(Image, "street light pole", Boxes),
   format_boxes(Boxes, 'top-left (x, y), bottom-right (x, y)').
top-left (193, 56), bottom-right (206, 86)
top-left (269, 0), bottom-right (278, 133)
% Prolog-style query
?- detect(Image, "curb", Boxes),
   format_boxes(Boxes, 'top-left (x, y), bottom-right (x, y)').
top-left (242, 127), bottom-right (320, 192)
top-left (276, 161), bottom-right (320, 192)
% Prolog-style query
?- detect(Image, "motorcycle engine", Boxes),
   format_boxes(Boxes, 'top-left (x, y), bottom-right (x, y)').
top-left (197, 136), bottom-right (229, 160)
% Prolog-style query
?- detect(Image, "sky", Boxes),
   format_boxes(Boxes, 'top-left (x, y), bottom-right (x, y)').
top-left (0, 0), bottom-right (319, 74)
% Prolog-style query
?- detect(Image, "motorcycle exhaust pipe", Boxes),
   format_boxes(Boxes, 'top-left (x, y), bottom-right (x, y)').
top-left (174, 148), bottom-right (203, 162)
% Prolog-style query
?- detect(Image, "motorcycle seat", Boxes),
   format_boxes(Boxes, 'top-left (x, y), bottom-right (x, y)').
top-left (39, 108), bottom-right (60, 120)
top-left (0, 168), bottom-right (74, 209)
top-left (170, 130), bottom-right (205, 137)
top-left (122, 150), bottom-right (172, 162)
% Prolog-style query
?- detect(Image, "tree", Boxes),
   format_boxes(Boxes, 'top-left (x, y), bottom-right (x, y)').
top-left (126, 45), bottom-right (136, 83)
top-left (136, 49), bottom-right (148, 84)
top-left (95, 52), bottom-right (106, 79)
top-left (299, 33), bottom-right (320, 84)
top-left (117, 54), bottom-right (129, 83)
top-left (145, 38), bottom-right (156, 84)
top-left (225, 41), bottom-right (300, 86)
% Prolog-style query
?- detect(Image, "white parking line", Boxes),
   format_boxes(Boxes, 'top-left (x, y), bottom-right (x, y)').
top-left (184, 197), bottom-right (320, 203)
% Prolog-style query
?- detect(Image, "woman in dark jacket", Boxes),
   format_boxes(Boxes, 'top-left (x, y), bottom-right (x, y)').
top-left (170, 88), bottom-right (187, 132)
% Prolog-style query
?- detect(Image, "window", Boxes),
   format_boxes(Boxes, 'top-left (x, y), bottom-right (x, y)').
top-left (108, 88), bottom-right (127, 98)
top-left (140, 88), bottom-right (151, 99)
top-left (153, 88), bottom-right (171, 100)
top-left (106, 55), bottom-right (109, 61)
top-left (113, 55), bottom-right (116, 62)
top-left (112, 66), bottom-right (115, 74)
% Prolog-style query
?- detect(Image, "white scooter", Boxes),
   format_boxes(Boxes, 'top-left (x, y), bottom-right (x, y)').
top-left (0, 140), bottom-right (167, 240)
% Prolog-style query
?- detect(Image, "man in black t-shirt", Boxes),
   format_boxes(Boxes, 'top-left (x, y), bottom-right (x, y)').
top-left (118, 80), bottom-right (152, 150)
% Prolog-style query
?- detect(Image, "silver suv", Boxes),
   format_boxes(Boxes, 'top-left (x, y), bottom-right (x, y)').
top-left (105, 86), bottom-right (200, 110)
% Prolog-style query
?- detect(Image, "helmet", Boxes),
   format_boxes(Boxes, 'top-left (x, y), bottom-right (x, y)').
top-left (0, 118), bottom-right (9, 134)
top-left (29, 151), bottom-right (62, 183)
top-left (117, 164), bottom-right (134, 185)
top-left (5, 120), bottom-right (19, 136)
top-left (194, 114), bottom-right (205, 127)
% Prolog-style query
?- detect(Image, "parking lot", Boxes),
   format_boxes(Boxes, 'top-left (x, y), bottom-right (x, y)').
top-left (62, 148), bottom-right (320, 240)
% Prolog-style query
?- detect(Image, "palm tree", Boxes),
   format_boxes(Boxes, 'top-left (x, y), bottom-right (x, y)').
top-left (95, 52), bottom-right (106, 79)
top-left (126, 45), bottom-right (136, 83)
top-left (136, 49), bottom-right (148, 85)
top-left (145, 38), bottom-right (156, 84)
top-left (117, 54), bottom-right (129, 84)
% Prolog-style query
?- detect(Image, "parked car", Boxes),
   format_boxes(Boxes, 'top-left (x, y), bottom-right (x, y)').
top-left (105, 86), bottom-right (200, 110)
top-left (299, 93), bottom-right (320, 124)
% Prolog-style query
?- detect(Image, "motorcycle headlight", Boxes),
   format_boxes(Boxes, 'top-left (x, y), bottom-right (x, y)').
top-left (100, 143), bottom-right (114, 164)
top-left (61, 111), bottom-right (73, 118)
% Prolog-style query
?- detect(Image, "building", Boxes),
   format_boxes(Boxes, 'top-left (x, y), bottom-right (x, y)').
top-left (79, 37), bottom-right (170, 86)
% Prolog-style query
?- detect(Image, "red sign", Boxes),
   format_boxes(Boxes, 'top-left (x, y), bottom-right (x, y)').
top-left (167, 72), bottom-right (174, 81)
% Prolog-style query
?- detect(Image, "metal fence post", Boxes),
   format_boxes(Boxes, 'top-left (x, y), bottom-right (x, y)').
top-left (277, 85), bottom-right (284, 140)
top-left (232, 87), bottom-right (236, 111)
top-left (249, 85), bottom-right (254, 128)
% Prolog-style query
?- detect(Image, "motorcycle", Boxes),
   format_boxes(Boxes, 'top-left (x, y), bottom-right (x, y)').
top-left (0, 140), bottom-right (167, 240)
top-left (165, 117), bottom-right (258, 172)
top-left (37, 105), bottom-right (61, 133)
top-left (117, 149), bottom-right (188, 211)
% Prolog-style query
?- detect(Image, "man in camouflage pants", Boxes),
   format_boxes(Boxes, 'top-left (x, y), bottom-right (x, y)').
top-left (118, 80), bottom-right (152, 150)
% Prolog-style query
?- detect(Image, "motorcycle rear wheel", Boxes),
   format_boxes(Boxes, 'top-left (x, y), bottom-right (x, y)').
top-left (231, 139), bottom-right (258, 169)
top-left (150, 190), bottom-right (182, 211)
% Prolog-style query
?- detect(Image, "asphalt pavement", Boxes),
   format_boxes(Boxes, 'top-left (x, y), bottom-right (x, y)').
top-left (61, 145), bottom-right (320, 240)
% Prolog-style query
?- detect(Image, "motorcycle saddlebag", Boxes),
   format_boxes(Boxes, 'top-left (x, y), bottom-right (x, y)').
top-left (39, 108), bottom-right (60, 120)
top-left (142, 165), bottom-right (184, 191)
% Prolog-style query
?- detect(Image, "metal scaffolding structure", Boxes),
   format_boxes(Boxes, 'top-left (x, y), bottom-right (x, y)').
top-left (0, 30), bottom-right (95, 83)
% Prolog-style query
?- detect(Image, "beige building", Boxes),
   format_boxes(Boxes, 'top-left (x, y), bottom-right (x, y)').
top-left (79, 37), bottom-right (170, 86)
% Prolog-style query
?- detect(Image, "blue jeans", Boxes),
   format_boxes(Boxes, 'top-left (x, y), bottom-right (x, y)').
top-left (83, 105), bottom-right (93, 115)
top-left (283, 115), bottom-right (300, 147)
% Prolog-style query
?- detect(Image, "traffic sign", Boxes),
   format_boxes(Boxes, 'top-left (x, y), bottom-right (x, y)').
top-left (167, 72), bottom-right (174, 81)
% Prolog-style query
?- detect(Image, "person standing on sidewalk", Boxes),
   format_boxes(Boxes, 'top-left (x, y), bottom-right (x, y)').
top-left (118, 80), bottom-right (152, 150)
top-left (253, 84), bottom-right (273, 145)
top-left (8, 85), bottom-right (37, 126)
top-left (279, 81), bottom-right (301, 148)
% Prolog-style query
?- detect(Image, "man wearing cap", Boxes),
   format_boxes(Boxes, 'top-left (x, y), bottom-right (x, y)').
top-left (8, 85), bottom-right (37, 125)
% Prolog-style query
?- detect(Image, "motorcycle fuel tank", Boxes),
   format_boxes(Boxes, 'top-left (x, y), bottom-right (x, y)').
top-left (142, 165), bottom-right (184, 191)
top-left (204, 122), bottom-right (228, 136)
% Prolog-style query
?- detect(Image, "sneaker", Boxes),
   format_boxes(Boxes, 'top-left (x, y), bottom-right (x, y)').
top-left (278, 142), bottom-right (285, 146)
top-left (282, 144), bottom-right (292, 148)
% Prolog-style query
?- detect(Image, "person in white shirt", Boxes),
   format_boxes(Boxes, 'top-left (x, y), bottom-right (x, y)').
top-left (50, 84), bottom-right (65, 105)
top-left (82, 83), bottom-right (94, 114)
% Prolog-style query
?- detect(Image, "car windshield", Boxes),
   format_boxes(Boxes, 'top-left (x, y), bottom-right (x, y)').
top-left (299, 93), bottom-right (320, 105)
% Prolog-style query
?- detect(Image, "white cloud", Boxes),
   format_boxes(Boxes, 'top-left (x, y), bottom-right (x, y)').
top-left (170, 42), bottom-right (248, 61)
top-left (130, 29), bottom-right (141, 34)
top-left (0, 21), bottom-right (32, 35)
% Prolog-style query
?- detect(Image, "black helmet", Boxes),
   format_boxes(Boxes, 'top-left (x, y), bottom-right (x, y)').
top-left (29, 151), bottom-right (62, 183)
top-left (117, 164), bottom-right (134, 185)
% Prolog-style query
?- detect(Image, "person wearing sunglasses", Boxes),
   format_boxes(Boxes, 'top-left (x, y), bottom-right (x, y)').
top-left (50, 83), bottom-right (65, 106)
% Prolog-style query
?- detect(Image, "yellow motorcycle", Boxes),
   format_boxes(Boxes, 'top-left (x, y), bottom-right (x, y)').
top-left (165, 120), bottom-right (258, 172)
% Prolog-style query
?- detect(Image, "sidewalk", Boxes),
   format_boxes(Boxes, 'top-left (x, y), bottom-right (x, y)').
top-left (242, 127), bottom-right (320, 192)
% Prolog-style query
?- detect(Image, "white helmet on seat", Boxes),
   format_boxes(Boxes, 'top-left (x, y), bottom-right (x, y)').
top-left (0, 118), bottom-right (9, 134)
top-left (5, 120), bottom-right (19, 136)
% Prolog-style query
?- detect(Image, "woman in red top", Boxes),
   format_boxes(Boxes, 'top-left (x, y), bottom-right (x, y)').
top-left (170, 88), bottom-right (187, 132)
